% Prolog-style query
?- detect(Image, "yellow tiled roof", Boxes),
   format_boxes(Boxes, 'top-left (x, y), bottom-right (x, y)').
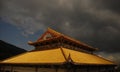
top-left (62, 48), bottom-right (114, 65)
top-left (1, 48), bottom-right (114, 65)
top-left (1, 48), bottom-right (66, 64)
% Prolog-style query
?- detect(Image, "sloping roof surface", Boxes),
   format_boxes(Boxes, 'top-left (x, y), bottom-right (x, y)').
top-left (1, 48), bottom-right (114, 65)
top-left (1, 48), bottom-right (66, 64)
top-left (62, 48), bottom-right (113, 65)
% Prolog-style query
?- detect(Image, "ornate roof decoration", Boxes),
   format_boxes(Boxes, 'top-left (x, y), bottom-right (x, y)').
top-left (28, 28), bottom-right (97, 51)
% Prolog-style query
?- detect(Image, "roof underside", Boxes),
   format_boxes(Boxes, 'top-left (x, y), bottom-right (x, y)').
top-left (1, 48), bottom-right (114, 65)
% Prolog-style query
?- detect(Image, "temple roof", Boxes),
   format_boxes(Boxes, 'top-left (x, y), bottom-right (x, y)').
top-left (1, 48), bottom-right (114, 65)
top-left (29, 28), bottom-right (97, 51)
top-left (0, 28), bottom-right (115, 66)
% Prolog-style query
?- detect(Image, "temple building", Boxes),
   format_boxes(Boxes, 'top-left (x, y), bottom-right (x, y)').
top-left (0, 28), bottom-right (116, 72)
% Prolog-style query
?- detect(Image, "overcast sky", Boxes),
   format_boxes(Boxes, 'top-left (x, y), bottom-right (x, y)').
top-left (0, 0), bottom-right (120, 63)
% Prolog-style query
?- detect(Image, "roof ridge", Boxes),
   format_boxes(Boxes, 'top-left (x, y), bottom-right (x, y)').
top-left (92, 54), bottom-right (115, 64)
top-left (60, 47), bottom-right (68, 62)
top-left (60, 47), bottom-right (74, 63)
top-left (62, 35), bottom-right (95, 49)
top-left (47, 28), bottom-right (62, 36)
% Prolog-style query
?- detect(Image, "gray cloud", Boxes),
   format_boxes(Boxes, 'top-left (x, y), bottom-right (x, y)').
top-left (1, 0), bottom-right (120, 62)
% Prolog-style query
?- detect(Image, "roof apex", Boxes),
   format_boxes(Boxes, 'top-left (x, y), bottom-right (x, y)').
top-left (37, 28), bottom-right (62, 41)
top-left (47, 27), bottom-right (62, 36)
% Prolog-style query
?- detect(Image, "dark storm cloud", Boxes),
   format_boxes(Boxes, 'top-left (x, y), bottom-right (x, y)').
top-left (99, 0), bottom-right (120, 13)
top-left (0, 0), bottom-right (120, 55)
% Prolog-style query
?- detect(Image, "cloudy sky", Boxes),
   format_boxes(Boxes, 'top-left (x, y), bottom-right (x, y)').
top-left (0, 0), bottom-right (120, 63)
